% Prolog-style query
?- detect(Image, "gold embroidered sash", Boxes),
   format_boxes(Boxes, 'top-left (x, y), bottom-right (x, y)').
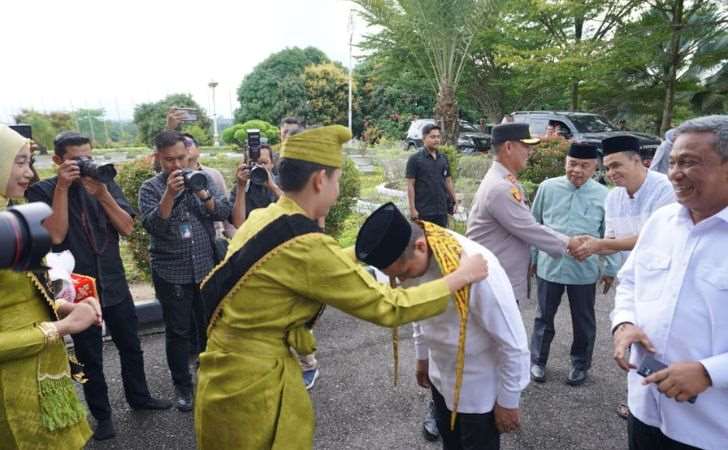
top-left (391, 221), bottom-right (470, 430)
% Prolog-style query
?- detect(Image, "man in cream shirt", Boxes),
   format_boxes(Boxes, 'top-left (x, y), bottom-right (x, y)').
top-left (355, 202), bottom-right (529, 450)
top-left (612, 115), bottom-right (728, 449)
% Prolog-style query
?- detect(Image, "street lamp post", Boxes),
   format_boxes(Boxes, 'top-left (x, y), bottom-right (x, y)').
top-left (208, 80), bottom-right (220, 147)
top-left (348, 10), bottom-right (354, 131)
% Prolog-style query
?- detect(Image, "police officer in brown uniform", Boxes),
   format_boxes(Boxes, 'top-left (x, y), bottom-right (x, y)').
top-left (466, 124), bottom-right (587, 337)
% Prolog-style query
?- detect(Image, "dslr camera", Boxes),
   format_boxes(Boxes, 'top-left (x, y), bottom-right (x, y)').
top-left (75, 156), bottom-right (117, 183)
top-left (246, 129), bottom-right (268, 186)
top-left (180, 169), bottom-right (208, 192)
top-left (0, 202), bottom-right (53, 271)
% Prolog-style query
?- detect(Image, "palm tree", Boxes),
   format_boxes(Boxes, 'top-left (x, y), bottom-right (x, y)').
top-left (354, 0), bottom-right (500, 145)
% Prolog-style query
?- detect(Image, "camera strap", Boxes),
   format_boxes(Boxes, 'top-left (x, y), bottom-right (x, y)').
top-left (78, 188), bottom-right (110, 255)
top-left (201, 213), bottom-right (323, 330)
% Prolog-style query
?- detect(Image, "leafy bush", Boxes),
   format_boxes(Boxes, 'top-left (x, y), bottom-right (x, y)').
top-left (116, 158), bottom-right (156, 280)
top-left (222, 120), bottom-right (279, 148)
top-left (457, 153), bottom-right (491, 180)
top-left (439, 145), bottom-right (460, 181)
top-left (519, 137), bottom-right (569, 185)
top-left (325, 157), bottom-right (361, 237)
top-left (362, 125), bottom-right (383, 146)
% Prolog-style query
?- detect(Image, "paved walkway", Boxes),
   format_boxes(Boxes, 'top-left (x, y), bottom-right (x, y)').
top-left (85, 287), bottom-right (629, 449)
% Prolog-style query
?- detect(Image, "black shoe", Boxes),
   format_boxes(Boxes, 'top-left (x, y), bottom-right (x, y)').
top-left (422, 400), bottom-right (439, 442)
top-left (566, 368), bottom-right (588, 386)
top-left (93, 418), bottom-right (116, 441)
top-left (530, 365), bottom-right (546, 383)
top-left (130, 396), bottom-right (173, 411)
top-left (175, 387), bottom-right (193, 412)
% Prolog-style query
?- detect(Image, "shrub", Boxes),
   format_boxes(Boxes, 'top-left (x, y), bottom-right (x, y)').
top-left (222, 120), bottom-right (280, 148)
top-left (362, 126), bottom-right (383, 146)
top-left (440, 145), bottom-right (460, 181)
top-left (116, 158), bottom-right (156, 280)
top-left (325, 157), bottom-right (361, 238)
top-left (519, 137), bottom-right (569, 185)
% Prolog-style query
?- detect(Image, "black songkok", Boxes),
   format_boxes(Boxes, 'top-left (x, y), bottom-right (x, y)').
top-left (568, 143), bottom-right (599, 159)
top-left (355, 202), bottom-right (411, 270)
top-left (602, 135), bottom-right (640, 156)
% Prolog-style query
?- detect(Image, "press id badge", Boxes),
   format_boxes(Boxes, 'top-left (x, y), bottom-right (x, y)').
top-left (179, 222), bottom-right (193, 240)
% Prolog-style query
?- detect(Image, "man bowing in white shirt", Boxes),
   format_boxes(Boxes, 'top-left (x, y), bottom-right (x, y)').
top-left (611, 115), bottom-right (728, 450)
top-left (355, 203), bottom-right (530, 450)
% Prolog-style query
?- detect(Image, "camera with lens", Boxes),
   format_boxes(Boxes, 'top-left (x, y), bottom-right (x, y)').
top-left (0, 202), bottom-right (53, 271)
top-left (246, 129), bottom-right (268, 186)
top-left (180, 169), bottom-right (208, 192)
top-left (75, 156), bottom-right (117, 183)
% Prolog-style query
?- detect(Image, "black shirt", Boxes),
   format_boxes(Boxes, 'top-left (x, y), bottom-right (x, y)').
top-left (26, 177), bottom-right (135, 308)
top-left (405, 149), bottom-right (451, 217)
top-left (228, 181), bottom-right (278, 220)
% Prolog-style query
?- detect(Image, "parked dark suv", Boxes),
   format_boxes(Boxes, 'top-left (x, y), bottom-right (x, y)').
top-left (510, 111), bottom-right (661, 161)
top-left (405, 119), bottom-right (492, 153)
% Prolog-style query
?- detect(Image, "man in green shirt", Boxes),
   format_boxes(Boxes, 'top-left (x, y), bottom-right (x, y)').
top-left (529, 143), bottom-right (619, 385)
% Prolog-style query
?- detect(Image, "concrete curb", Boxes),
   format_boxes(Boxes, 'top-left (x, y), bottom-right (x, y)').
top-left (134, 298), bottom-right (163, 326)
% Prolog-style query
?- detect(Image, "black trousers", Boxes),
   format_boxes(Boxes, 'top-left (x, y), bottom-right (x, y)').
top-left (628, 415), bottom-right (700, 450)
top-left (152, 271), bottom-right (207, 392)
top-left (71, 294), bottom-right (151, 420)
top-left (431, 385), bottom-right (500, 450)
top-left (421, 214), bottom-right (448, 228)
top-left (530, 278), bottom-right (596, 370)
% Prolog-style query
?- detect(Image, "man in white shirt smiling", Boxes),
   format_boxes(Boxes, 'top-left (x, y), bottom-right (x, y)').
top-left (355, 202), bottom-right (529, 450)
top-left (611, 115), bottom-right (728, 450)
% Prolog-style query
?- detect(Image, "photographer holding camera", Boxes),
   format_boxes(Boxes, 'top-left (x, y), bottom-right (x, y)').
top-left (26, 131), bottom-right (172, 441)
top-left (230, 143), bottom-right (282, 227)
top-left (139, 130), bottom-right (231, 412)
top-left (0, 125), bottom-right (101, 449)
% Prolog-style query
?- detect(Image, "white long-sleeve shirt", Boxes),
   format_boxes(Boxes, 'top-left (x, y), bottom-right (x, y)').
top-left (612, 203), bottom-right (728, 450)
top-left (604, 170), bottom-right (675, 266)
top-left (408, 232), bottom-right (530, 413)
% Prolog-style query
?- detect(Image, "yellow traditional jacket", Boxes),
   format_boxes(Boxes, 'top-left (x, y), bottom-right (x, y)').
top-left (0, 270), bottom-right (91, 450)
top-left (195, 196), bottom-right (451, 450)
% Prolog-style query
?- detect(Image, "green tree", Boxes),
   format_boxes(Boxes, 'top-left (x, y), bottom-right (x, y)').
top-left (235, 47), bottom-right (329, 124)
top-left (589, 0), bottom-right (728, 133)
top-left (74, 108), bottom-right (108, 146)
top-left (354, 56), bottom-right (435, 138)
top-left (13, 109), bottom-right (59, 151)
top-left (505, 0), bottom-right (642, 111)
top-left (691, 62), bottom-right (728, 113)
top-left (354, 0), bottom-right (500, 145)
top-left (133, 93), bottom-right (213, 146)
top-left (303, 62), bottom-right (351, 126)
top-left (647, 0), bottom-right (728, 133)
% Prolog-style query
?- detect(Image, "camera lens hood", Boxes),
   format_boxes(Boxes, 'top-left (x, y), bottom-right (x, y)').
top-left (0, 202), bottom-right (52, 271)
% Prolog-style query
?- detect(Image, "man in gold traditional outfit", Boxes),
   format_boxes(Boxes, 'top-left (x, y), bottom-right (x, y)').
top-left (194, 125), bottom-right (488, 450)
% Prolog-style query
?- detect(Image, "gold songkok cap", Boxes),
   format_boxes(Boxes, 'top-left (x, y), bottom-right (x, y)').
top-left (280, 125), bottom-right (351, 168)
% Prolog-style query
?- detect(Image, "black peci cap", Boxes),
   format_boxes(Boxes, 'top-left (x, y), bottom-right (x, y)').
top-left (568, 143), bottom-right (599, 159)
top-left (53, 131), bottom-right (89, 154)
top-left (491, 123), bottom-right (540, 147)
top-left (355, 202), bottom-right (411, 270)
top-left (602, 135), bottom-right (640, 156)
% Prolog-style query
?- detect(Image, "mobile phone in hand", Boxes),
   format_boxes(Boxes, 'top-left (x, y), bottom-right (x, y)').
top-left (637, 355), bottom-right (697, 404)
top-left (176, 107), bottom-right (198, 122)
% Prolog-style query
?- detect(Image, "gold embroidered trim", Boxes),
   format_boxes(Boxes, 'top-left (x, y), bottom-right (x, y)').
top-left (205, 232), bottom-right (323, 334)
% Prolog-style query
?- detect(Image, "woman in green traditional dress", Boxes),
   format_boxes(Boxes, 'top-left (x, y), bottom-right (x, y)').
top-left (0, 124), bottom-right (101, 450)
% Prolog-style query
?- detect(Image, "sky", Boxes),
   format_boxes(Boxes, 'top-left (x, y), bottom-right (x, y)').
top-left (0, 0), bottom-right (368, 123)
